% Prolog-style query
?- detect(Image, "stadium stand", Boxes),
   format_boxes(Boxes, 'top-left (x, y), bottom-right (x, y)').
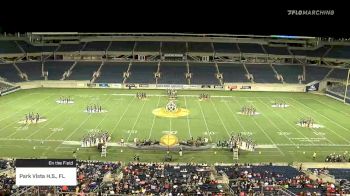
top-left (57, 43), bottom-right (84, 52)
top-left (117, 163), bottom-right (223, 195)
top-left (245, 64), bottom-right (280, 83)
top-left (305, 66), bottom-right (331, 83)
top-left (218, 63), bottom-right (250, 83)
top-left (44, 61), bottom-right (75, 80)
top-left (0, 82), bottom-right (12, 92)
top-left (0, 63), bottom-right (23, 82)
top-left (161, 42), bottom-right (187, 54)
top-left (135, 42), bottom-right (160, 52)
top-left (108, 41), bottom-right (135, 52)
top-left (0, 41), bottom-right (22, 54)
top-left (213, 43), bottom-right (240, 54)
top-left (328, 85), bottom-right (350, 97)
top-left (16, 62), bottom-right (43, 80)
top-left (16, 41), bottom-right (58, 53)
top-left (81, 41), bottom-right (110, 51)
top-left (326, 45), bottom-right (350, 59)
top-left (95, 62), bottom-right (129, 83)
top-left (189, 63), bottom-right (219, 84)
top-left (238, 43), bottom-right (264, 54)
top-left (188, 42), bottom-right (213, 53)
top-left (158, 62), bottom-right (187, 84)
top-left (327, 169), bottom-right (350, 181)
top-left (264, 46), bottom-right (290, 56)
top-left (327, 68), bottom-right (349, 80)
top-left (125, 62), bottom-right (158, 84)
top-left (216, 165), bottom-right (348, 195)
top-left (272, 64), bottom-right (303, 83)
top-left (68, 62), bottom-right (101, 80)
top-left (291, 45), bottom-right (331, 58)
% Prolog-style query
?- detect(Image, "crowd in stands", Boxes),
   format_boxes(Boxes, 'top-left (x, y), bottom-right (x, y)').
top-left (0, 160), bottom-right (122, 195)
top-left (1, 158), bottom-right (350, 195)
top-left (115, 162), bottom-right (223, 195)
top-left (216, 164), bottom-right (350, 195)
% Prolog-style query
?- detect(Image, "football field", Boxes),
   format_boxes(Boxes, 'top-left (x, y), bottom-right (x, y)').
top-left (0, 88), bottom-right (350, 163)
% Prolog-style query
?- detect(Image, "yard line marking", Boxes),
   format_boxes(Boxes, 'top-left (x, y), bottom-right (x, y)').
top-left (223, 101), bottom-right (246, 132)
top-left (90, 95), bottom-right (116, 130)
top-left (8, 102), bottom-right (64, 139)
top-left (0, 94), bottom-right (55, 123)
top-left (45, 95), bottom-right (116, 140)
top-left (312, 99), bottom-right (350, 117)
top-left (0, 94), bottom-right (55, 134)
top-left (148, 96), bottom-right (161, 139)
top-left (197, 101), bottom-right (212, 142)
top-left (289, 98), bottom-right (350, 144)
top-left (209, 99), bottom-right (231, 137)
top-left (262, 97), bottom-right (333, 145)
top-left (184, 96), bottom-right (192, 138)
top-left (126, 100), bottom-right (147, 142)
top-left (54, 94), bottom-right (114, 151)
top-left (110, 97), bottom-right (136, 137)
top-left (292, 98), bottom-right (350, 134)
top-left (0, 92), bottom-right (34, 107)
top-left (256, 98), bottom-right (316, 145)
top-left (231, 97), bottom-right (285, 156)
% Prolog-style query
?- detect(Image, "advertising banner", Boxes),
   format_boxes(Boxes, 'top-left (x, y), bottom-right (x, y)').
top-left (240, 86), bottom-right (252, 90)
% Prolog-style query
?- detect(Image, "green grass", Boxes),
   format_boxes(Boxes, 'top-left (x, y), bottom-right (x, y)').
top-left (1, 88), bottom-right (350, 164)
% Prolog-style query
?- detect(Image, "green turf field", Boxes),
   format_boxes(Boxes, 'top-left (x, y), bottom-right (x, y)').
top-left (0, 88), bottom-right (350, 164)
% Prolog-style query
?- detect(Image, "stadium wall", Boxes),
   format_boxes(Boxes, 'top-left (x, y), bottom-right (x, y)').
top-left (16, 81), bottom-right (306, 92)
top-left (225, 83), bottom-right (305, 92)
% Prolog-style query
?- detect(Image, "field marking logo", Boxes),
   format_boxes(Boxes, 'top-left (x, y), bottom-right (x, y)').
top-left (50, 128), bottom-right (63, 132)
top-left (14, 126), bottom-right (29, 131)
top-left (313, 131), bottom-right (326, 136)
top-left (204, 131), bottom-right (216, 135)
top-left (277, 132), bottom-right (291, 136)
top-left (124, 130), bottom-right (138, 134)
top-left (240, 132), bottom-right (254, 136)
top-left (162, 131), bottom-right (177, 135)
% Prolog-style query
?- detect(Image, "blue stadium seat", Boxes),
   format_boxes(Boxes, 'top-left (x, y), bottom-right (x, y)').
top-left (68, 62), bottom-right (101, 80)
top-left (238, 43), bottom-right (264, 54)
top-left (0, 41), bottom-right (22, 54)
top-left (265, 46), bottom-right (290, 55)
top-left (213, 43), bottom-right (239, 54)
top-left (17, 41), bottom-right (58, 53)
top-left (82, 42), bottom-right (110, 51)
top-left (44, 61), bottom-right (74, 80)
top-left (16, 62), bottom-right (43, 80)
top-left (245, 64), bottom-right (279, 83)
top-left (162, 42), bottom-right (186, 54)
top-left (158, 62), bottom-right (187, 84)
top-left (126, 62), bottom-right (158, 84)
top-left (0, 63), bottom-right (22, 82)
top-left (305, 66), bottom-right (331, 82)
top-left (189, 63), bottom-right (219, 84)
top-left (57, 43), bottom-right (84, 52)
top-left (96, 62), bottom-right (129, 83)
top-left (108, 42), bottom-right (135, 52)
top-left (272, 64), bottom-right (303, 83)
top-left (328, 68), bottom-right (348, 80)
top-left (188, 42), bottom-right (213, 53)
top-left (218, 63), bottom-right (249, 83)
top-left (135, 42), bottom-right (160, 52)
top-left (327, 46), bottom-right (350, 59)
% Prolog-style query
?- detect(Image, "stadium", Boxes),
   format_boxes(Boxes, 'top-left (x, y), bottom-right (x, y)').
top-left (0, 32), bottom-right (350, 195)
